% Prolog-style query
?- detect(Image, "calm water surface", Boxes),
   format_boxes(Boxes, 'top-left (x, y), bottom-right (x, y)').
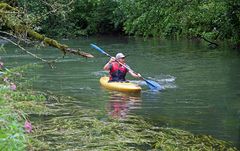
top-left (2, 36), bottom-right (240, 148)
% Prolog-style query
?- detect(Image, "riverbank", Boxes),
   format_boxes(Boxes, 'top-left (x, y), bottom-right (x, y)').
top-left (0, 86), bottom-right (49, 150)
top-left (0, 63), bottom-right (48, 150)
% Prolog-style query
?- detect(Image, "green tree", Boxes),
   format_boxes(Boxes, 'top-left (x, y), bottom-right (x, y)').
top-left (118, 0), bottom-right (240, 47)
top-left (2, 0), bottom-right (240, 48)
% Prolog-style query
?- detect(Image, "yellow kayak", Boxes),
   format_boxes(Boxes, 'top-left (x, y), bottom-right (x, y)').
top-left (100, 77), bottom-right (141, 93)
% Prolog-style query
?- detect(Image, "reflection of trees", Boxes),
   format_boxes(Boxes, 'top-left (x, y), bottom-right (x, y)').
top-left (106, 92), bottom-right (141, 119)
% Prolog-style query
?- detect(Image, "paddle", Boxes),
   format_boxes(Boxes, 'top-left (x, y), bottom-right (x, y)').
top-left (90, 44), bottom-right (162, 91)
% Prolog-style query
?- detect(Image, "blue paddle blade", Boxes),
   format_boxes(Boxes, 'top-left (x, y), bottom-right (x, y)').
top-left (91, 44), bottom-right (109, 56)
top-left (145, 80), bottom-right (162, 91)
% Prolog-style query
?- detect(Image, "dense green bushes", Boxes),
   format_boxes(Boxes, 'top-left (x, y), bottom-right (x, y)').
top-left (15, 0), bottom-right (120, 37)
top-left (120, 0), bottom-right (240, 42)
top-left (68, 0), bottom-right (119, 35)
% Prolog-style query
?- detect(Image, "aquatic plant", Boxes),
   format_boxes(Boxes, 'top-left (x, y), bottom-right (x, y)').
top-left (32, 95), bottom-right (238, 151)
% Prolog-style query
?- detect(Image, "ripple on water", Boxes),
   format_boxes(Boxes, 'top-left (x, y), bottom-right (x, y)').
top-left (91, 70), bottom-right (108, 77)
top-left (130, 74), bottom-right (177, 90)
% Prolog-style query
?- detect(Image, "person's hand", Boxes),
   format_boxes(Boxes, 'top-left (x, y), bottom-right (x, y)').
top-left (137, 73), bottom-right (142, 78)
top-left (109, 57), bottom-right (116, 63)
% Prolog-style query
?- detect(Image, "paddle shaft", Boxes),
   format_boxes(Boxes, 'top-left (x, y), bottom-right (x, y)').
top-left (115, 60), bottom-right (148, 82)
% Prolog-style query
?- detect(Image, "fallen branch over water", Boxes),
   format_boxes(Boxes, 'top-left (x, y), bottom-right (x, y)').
top-left (0, 2), bottom-right (94, 58)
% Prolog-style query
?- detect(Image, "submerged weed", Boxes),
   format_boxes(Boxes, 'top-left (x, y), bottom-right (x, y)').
top-left (32, 95), bottom-right (238, 151)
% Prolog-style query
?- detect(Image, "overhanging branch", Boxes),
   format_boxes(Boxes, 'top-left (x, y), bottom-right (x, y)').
top-left (0, 2), bottom-right (94, 58)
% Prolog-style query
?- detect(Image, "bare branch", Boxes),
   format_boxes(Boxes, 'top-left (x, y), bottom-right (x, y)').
top-left (0, 35), bottom-right (50, 63)
top-left (0, 2), bottom-right (94, 58)
top-left (0, 31), bottom-right (31, 44)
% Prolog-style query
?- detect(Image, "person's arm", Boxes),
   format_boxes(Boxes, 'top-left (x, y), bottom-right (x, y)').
top-left (103, 57), bottom-right (115, 70)
top-left (129, 70), bottom-right (141, 78)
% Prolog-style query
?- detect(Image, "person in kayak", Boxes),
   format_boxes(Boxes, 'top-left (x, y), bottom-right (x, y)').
top-left (103, 53), bottom-right (141, 82)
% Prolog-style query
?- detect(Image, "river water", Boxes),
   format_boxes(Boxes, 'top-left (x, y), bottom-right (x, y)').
top-left (2, 36), bottom-right (240, 148)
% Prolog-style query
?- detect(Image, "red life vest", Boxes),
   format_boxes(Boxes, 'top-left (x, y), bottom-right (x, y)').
top-left (109, 62), bottom-right (128, 81)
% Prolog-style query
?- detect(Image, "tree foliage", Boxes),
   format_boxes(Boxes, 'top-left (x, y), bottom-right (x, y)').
top-left (118, 0), bottom-right (240, 47)
top-left (1, 0), bottom-right (240, 47)
top-left (17, 0), bottom-right (119, 37)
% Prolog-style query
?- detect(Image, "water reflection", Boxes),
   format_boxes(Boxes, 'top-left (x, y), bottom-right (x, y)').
top-left (106, 91), bottom-right (142, 119)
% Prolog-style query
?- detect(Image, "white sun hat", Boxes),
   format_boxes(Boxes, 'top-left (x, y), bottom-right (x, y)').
top-left (116, 53), bottom-right (125, 59)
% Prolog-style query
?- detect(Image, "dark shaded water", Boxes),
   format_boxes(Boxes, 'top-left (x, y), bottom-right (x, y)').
top-left (2, 36), bottom-right (240, 148)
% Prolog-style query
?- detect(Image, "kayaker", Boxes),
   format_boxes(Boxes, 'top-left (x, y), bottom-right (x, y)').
top-left (103, 53), bottom-right (141, 82)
